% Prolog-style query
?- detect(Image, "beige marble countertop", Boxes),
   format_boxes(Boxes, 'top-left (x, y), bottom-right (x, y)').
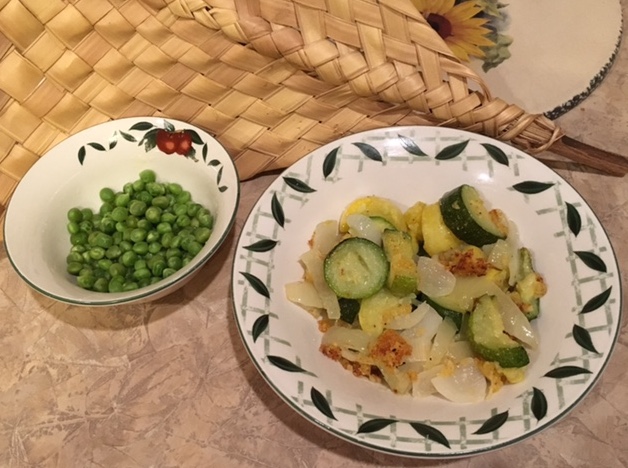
top-left (2, 7), bottom-right (628, 468)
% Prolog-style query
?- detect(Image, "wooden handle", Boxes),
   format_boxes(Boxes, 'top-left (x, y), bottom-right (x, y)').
top-left (548, 136), bottom-right (628, 177)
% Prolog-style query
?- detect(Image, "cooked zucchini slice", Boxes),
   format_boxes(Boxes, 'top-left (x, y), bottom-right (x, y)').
top-left (338, 298), bottom-right (361, 324)
top-left (382, 229), bottom-right (418, 297)
top-left (424, 295), bottom-right (465, 330)
top-left (359, 288), bottom-right (412, 336)
top-left (514, 248), bottom-right (546, 321)
top-left (467, 294), bottom-right (529, 368)
top-left (439, 185), bottom-right (508, 247)
top-left (323, 238), bottom-right (388, 299)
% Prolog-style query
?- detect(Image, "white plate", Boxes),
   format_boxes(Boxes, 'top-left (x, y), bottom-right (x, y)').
top-left (231, 127), bottom-right (622, 458)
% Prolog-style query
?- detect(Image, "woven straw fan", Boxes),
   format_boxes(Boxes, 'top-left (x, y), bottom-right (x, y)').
top-left (0, 0), bottom-right (626, 238)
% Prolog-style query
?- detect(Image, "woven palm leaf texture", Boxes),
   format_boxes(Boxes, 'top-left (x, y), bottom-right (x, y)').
top-left (0, 0), bottom-right (563, 232)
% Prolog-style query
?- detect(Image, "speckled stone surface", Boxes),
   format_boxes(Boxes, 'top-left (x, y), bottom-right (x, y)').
top-left (1, 3), bottom-right (627, 467)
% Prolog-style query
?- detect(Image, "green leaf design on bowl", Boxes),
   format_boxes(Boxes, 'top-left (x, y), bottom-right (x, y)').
top-left (271, 193), bottom-right (285, 228)
top-left (78, 146), bottom-right (86, 165)
top-left (409, 422), bottom-right (451, 449)
top-left (580, 286), bottom-right (612, 314)
top-left (244, 239), bottom-right (278, 252)
top-left (240, 272), bottom-right (270, 298)
top-left (252, 314), bottom-right (269, 342)
top-left (310, 387), bottom-right (337, 420)
top-left (267, 355), bottom-right (306, 373)
top-left (481, 143), bottom-right (509, 166)
top-left (283, 177), bottom-right (316, 193)
top-left (323, 147), bottom-right (340, 179)
top-left (119, 131), bottom-right (136, 142)
top-left (352, 142), bottom-right (383, 162)
top-left (398, 134), bottom-right (427, 156)
top-left (566, 202), bottom-right (582, 236)
top-left (435, 140), bottom-right (469, 160)
top-left (544, 366), bottom-right (592, 379)
top-left (129, 121), bottom-right (154, 131)
top-left (512, 181), bottom-right (555, 194)
top-left (574, 251), bottom-right (607, 273)
top-left (473, 410), bottom-right (509, 434)
top-left (531, 388), bottom-right (548, 421)
top-left (357, 418), bottom-right (396, 434)
top-left (572, 324), bottom-right (600, 354)
top-left (87, 142), bottom-right (106, 151)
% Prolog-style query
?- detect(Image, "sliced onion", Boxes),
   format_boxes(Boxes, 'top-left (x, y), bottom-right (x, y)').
top-left (428, 318), bottom-right (458, 367)
top-left (380, 367), bottom-right (412, 395)
top-left (486, 282), bottom-right (538, 349)
top-left (412, 364), bottom-right (444, 397)
top-left (387, 301), bottom-right (429, 330)
top-left (401, 305), bottom-right (443, 362)
top-left (486, 239), bottom-right (511, 270)
top-left (300, 249), bottom-right (340, 319)
top-left (311, 220), bottom-right (341, 256)
top-left (416, 256), bottom-right (456, 297)
top-left (431, 359), bottom-right (487, 403)
top-left (285, 281), bottom-right (323, 309)
top-left (506, 220), bottom-right (521, 286)
top-left (346, 214), bottom-right (382, 245)
top-left (446, 340), bottom-right (475, 361)
top-left (321, 326), bottom-right (372, 353)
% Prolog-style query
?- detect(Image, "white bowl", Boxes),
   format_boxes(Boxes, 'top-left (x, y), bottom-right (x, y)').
top-left (4, 117), bottom-right (240, 306)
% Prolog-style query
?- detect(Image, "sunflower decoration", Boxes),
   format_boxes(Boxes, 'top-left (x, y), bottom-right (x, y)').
top-left (411, 0), bottom-right (509, 68)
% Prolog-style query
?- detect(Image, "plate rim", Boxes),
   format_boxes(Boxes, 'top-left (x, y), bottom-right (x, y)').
top-left (230, 125), bottom-right (623, 458)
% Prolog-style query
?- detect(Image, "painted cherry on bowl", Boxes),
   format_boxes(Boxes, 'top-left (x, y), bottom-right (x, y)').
top-left (156, 129), bottom-right (193, 156)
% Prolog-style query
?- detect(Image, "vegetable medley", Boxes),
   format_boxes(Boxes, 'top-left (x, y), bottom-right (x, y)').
top-left (286, 185), bottom-right (547, 403)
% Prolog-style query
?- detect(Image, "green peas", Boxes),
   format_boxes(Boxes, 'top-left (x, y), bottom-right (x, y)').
top-left (194, 227), bottom-right (212, 243)
top-left (67, 261), bottom-right (83, 275)
top-left (115, 193), bottom-right (130, 207)
top-left (146, 182), bottom-right (165, 196)
top-left (65, 170), bottom-right (214, 292)
top-left (152, 196), bottom-right (170, 209)
top-left (68, 208), bottom-right (83, 223)
top-left (121, 250), bottom-right (138, 267)
top-left (129, 200), bottom-right (147, 216)
top-left (156, 222), bottom-right (172, 235)
top-left (67, 221), bottom-right (80, 234)
top-left (70, 232), bottom-right (88, 246)
top-left (145, 206), bottom-right (162, 224)
top-left (140, 169), bottom-right (157, 183)
top-left (77, 273), bottom-right (96, 289)
top-left (93, 277), bottom-right (109, 292)
top-left (95, 233), bottom-right (113, 249)
top-left (130, 228), bottom-right (147, 243)
top-left (106, 245), bottom-right (122, 259)
top-left (109, 263), bottom-right (127, 277)
top-left (99, 188), bottom-right (115, 203)
top-left (167, 183), bottom-right (183, 195)
top-left (111, 206), bottom-right (129, 222)
top-left (81, 208), bottom-right (94, 221)
top-left (89, 247), bottom-right (106, 260)
top-left (132, 242), bottom-right (149, 255)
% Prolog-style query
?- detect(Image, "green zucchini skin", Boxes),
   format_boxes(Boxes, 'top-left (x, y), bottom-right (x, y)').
top-left (423, 295), bottom-right (464, 330)
top-left (467, 295), bottom-right (529, 368)
top-left (439, 185), bottom-right (506, 247)
top-left (323, 237), bottom-right (389, 299)
top-left (515, 248), bottom-right (542, 321)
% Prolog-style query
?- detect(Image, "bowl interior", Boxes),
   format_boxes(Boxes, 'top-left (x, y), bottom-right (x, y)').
top-left (5, 118), bottom-right (239, 305)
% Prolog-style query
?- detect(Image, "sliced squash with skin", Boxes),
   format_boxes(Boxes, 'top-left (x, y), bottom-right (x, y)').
top-left (421, 202), bottom-right (463, 256)
top-left (381, 229), bottom-right (418, 297)
top-left (403, 201), bottom-right (426, 246)
top-left (467, 294), bottom-right (529, 368)
top-left (339, 196), bottom-right (407, 233)
top-left (439, 185), bottom-right (508, 247)
top-left (359, 288), bottom-right (412, 336)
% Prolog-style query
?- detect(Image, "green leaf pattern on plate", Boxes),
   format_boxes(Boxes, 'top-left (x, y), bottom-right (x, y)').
top-left (232, 127), bottom-right (621, 457)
